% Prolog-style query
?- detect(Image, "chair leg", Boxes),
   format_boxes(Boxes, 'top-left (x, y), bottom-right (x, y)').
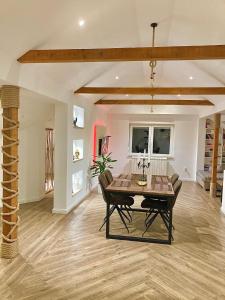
top-left (120, 205), bottom-right (132, 223)
top-left (160, 212), bottom-right (174, 241)
top-left (168, 209), bottom-right (173, 244)
top-left (125, 205), bottom-right (132, 222)
top-left (164, 211), bottom-right (175, 230)
top-left (142, 212), bottom-right (158, 237)
top-left (99, 206), bottom-right (115, 231)
top-left (145, 209), bottom-right (154, 225)
top-left (116, 206), bottom-right (129, 233)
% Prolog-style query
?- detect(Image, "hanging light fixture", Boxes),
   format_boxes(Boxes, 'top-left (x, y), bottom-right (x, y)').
top-left (149, 22), bottom-right (158, 113)
top-left (149, 22), bottom-right (158, 82)
top-left (150, 94), bottom-right (154, 113)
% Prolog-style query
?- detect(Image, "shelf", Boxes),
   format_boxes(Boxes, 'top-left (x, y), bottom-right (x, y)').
top-left (73, 139), bottom-right (84, 162)
top-left (204, 118), bottom-right (225, 172)
top-left (73, 105), bottom-right (84, 128)
top-left (72, 170), bottom-right (83, 196)
top-left (73, 158), bottom-right (83, 163)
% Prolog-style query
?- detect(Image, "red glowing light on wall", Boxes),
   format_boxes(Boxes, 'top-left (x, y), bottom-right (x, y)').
top-left (93, 124), bottom-right (97, 159)
top-left (93, 120), bottom-right (106, 160)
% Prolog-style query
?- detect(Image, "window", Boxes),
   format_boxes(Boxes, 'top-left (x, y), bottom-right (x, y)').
top-left (132, 127), bottom-right (149, 153)
top-left (153, 127), bottom-right (171, 155)
top-left (130, 124), bottom-right (174, 157)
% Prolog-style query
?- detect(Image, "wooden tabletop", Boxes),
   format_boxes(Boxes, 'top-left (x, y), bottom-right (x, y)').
top-left (106, 174), bottom-right (175, 197)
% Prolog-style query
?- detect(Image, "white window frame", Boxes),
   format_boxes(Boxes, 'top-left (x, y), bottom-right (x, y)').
top-left (129, 123), bottom-right (174, 158)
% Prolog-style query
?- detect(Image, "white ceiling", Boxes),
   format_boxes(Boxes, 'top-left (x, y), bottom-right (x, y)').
top-left (0, 0), bottom-right (225, 116)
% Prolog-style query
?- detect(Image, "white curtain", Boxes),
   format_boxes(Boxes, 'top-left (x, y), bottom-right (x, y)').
top-left (45, 129), bottom-right (54, 192)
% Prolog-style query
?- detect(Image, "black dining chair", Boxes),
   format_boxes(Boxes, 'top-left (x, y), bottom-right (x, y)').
top-left (141, 180), bottom-right (182, 240)
top-left (105, 169), bottom-right (114, 184)
top-left (171, 173), bottom-right (179, 186)
top-left (98, 172), bottom-right (134, 232)
top-left (104, 169), bottom-right (134, 221)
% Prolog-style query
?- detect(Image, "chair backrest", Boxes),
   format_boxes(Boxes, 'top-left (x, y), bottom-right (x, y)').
top-left (171, 173), bottom-right (179, 186)
top-left (171, 180), bottom-right (182, 208)
top-left (105, 169), bottom-right (114, 184)
top-left (98, 173), bottom-right (110, 203)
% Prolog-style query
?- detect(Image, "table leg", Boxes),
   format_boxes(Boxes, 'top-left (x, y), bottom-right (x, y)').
top-left (168, 208), bottom-right (173, 244)
top-left (106, 202), bottom-right (110, 239)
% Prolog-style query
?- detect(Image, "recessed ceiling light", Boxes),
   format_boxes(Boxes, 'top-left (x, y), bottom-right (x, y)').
top-left (115, 76), bottom-right (119, 80)
top-left (189, 76), bottom-right (193, 80)
top-left (78, 19), bottom-right (85, 27)
top-left (177, 94), bottom-right (181, 97)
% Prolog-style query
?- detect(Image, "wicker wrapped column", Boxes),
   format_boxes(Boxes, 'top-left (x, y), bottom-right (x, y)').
top-left (1, 85), bottom-right (20, 258)
top-left (210, 113), bottom-right (221, 198)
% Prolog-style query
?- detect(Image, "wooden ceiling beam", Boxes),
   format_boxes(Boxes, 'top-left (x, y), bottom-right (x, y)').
top-left (95, 99), bottom-right (214, 106)
top-left (18, 45), bottom-right (225, 63)
top-left (75, 87), bottom-right (225, 95)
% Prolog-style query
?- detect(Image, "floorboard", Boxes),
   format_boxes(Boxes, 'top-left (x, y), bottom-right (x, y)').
top-left (1, 182), bottom-right (225, 299)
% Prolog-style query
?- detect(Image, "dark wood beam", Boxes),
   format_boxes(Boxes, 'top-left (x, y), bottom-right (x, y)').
top-left (18, 45), bottom-right (225, 63)
top-left (210, 113), bottom-right (221, 197)
top-left (75, 87), bottom-right (225, 95)
top-left (95, 99), bottom-right (214, 106)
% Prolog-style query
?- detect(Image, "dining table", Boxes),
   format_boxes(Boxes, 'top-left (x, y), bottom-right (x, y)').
top-left (105, 173), bottom-right (175, 244)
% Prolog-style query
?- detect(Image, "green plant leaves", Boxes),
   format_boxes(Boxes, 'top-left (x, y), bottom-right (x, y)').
top-left (90, 153), bottom-right (117, 178)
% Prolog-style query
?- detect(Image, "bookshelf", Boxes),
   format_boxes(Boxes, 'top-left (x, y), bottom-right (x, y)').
top-left (204, 118), bottom-right (225, 171)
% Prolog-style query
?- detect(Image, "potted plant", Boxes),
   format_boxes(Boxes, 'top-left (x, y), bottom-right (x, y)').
top-left (90, 153), bottom-right (117, 193)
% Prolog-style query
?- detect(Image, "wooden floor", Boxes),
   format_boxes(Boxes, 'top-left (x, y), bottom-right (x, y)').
top-left (1, 182), bottom-right (225, 299)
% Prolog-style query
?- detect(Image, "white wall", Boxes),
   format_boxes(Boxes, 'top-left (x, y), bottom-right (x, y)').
top-left (52, 96), bottom-right (108, 214)
top-left (108, 114), bottom-right (199, 181)
top-left (0, 94), bottom-right (55, 207)
top-left (169, 119), bottom-right (198, 180)
top-left (1, 90), bottom-right (107, 213)
top-left (196, 117), bottom-right (206, 171)
top-left (53, 102), bottom-right (70, 213)
top-left (19, 97), bottom-right (55, 203)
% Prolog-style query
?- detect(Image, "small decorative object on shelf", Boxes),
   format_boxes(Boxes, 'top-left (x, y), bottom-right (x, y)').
top-left (75, 149), bottom-right (80, 160)
top-left (73, 117), bottom-right (77, 127)
top-left (73, 139), bottom-right (83, 162)
top-left (73, 105), bottom-right (84, 128)
top-left (137, 154), bottom-right (150, 185)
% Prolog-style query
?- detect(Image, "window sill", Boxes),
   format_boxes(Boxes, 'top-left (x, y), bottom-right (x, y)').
top-left (127, 154), bottom-right (174, 159)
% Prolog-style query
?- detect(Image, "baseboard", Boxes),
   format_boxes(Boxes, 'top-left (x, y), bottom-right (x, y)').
top-left (52, 207), bottom-right (68, 214)
top-left (180, 177), bottom-right (195, 182)
top-left (221, 206), bottom-right (225, 215)
top-left (52, 191), bottom-right (91, 214)
top-left (0, 194), bottom-right (46, 208)
top-left (19, 194), bottom-right (46, 204)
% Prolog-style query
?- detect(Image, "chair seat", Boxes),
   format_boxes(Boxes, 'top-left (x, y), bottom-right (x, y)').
top-left (141, 198), bottom-right (168, 210)
top-left (110, 195), bottom-right (134, 206)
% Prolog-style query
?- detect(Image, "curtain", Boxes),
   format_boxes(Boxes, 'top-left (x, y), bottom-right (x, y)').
top-left (101, 136), bottom-right (110, 155)
top-left (45, 129), bottom-right (54, 192)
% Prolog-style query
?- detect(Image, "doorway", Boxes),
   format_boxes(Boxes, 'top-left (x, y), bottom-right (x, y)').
top-left (45, 128), bottom-right (54, 193)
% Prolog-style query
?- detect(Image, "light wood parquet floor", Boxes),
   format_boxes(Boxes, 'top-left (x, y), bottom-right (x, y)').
top-left (1, 182), bottom-right (225, 300)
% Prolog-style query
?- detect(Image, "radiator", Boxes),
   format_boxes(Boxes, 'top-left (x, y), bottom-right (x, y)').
top-left (128, 156), bottom-right (168, 176)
